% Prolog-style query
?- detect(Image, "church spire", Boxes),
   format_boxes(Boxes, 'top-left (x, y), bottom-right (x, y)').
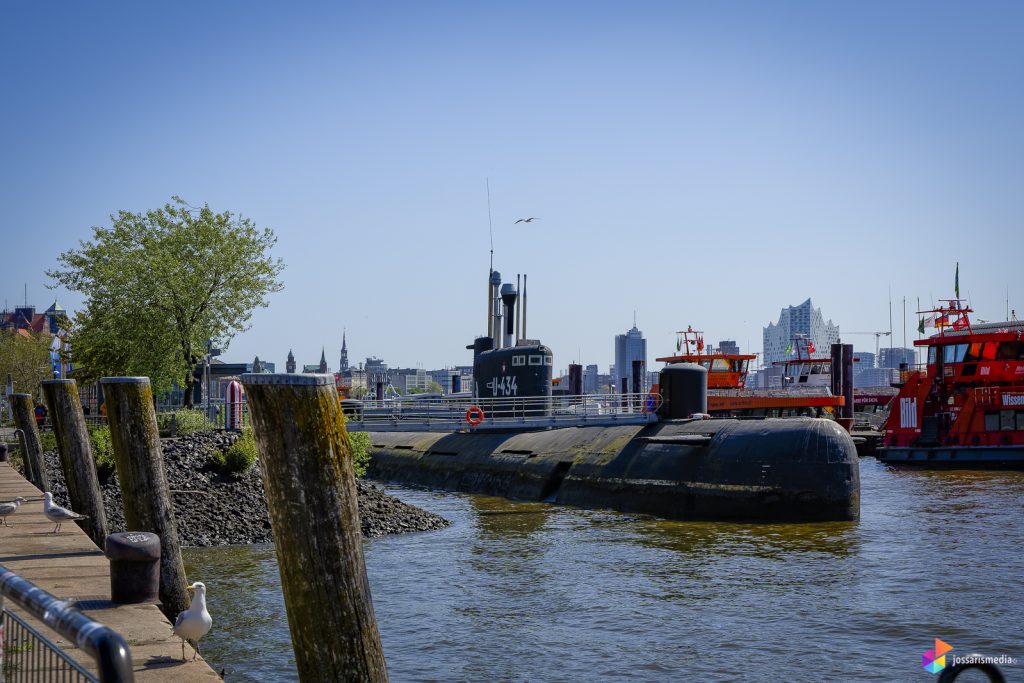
top-left (319, 347), bottom-right (328, 373)
top-left (339, 329), bottom-right (349, 374)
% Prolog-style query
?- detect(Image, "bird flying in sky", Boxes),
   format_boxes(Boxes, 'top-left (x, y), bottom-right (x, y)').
top-left (514, 217), bottom-right (539, 223)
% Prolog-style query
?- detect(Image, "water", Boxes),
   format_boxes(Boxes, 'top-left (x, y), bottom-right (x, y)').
top-left (183, 460), bottom-right (1024, 682)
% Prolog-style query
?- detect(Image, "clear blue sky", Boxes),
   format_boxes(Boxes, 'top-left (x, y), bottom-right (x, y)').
top-left (2, 1), bottom-right (1022, 374)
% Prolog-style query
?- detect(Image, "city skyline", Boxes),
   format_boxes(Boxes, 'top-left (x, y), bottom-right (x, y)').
top-left (2, 3), bottom-right (1022, 372)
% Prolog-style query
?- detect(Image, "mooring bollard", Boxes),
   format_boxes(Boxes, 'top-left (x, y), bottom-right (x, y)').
top-left (42, 380), bottom-right (108, 546)
top-left (241, 373), bottom-right (388, 683)
top-left (101, 377), bottom-right (190, 620)
top-left (105, 531), bottom-right (162, 604)
top-left (9, 393), bottom-right (47, 491)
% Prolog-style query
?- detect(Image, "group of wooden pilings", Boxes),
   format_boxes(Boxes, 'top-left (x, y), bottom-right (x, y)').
top-left (10, 374), bottom-right (388, 682)
top-left (11, 379), bottom-right (191, 618)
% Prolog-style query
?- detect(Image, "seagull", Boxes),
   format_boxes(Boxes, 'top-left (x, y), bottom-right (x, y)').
top-left (174, 582), bottom-right (213, 661)
top-left (0, 497), bottom-right (26, 527)
top-left (42, 492), bottom-right (89, 533)
top-left (514, 217), bottom-right (539, 223)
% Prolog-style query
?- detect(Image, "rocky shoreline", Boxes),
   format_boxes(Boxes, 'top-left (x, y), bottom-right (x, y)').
top-left (31, 431), bottom-right (448, 546)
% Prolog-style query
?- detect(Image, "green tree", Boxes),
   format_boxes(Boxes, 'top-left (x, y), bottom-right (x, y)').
top-left (0, 331), bottom-right (52, 402)
top-left (49, 198), bottom-right (284, 406)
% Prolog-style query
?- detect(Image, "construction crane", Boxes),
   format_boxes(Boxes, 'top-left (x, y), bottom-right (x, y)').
top-left (845, 331), bottom-right (892, 365)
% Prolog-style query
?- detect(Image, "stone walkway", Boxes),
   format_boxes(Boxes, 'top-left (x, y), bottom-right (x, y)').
top-left (0, 460), bottom-right (220, 681)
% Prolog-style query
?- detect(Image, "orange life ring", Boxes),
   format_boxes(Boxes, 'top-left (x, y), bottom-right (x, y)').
top-left (466, 405), bottom-right (485, 426)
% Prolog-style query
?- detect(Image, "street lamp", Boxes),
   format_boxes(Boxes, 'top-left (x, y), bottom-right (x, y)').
top-left (204, 340), bottom-right (222, 428)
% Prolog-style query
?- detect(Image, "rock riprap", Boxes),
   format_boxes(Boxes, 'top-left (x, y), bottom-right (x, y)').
top-left (30, 431), bottom-right (449, 546)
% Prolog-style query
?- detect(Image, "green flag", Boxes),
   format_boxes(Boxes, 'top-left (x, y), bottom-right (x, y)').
top-left (918, 318), bottom-right (925, 334)
top-left (785, 343), bottom-right (792, 355)
top-left (955, 262), bottom-right (959, 298)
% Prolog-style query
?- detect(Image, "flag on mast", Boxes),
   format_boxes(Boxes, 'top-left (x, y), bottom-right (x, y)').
top-left (955, 262), bottom-right (960, 299)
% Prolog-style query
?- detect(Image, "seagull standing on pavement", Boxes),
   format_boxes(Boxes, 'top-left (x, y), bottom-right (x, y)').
top-left (514, 217), bottom-right (539, 223)
top-left (174, 582), bottom-right (213, 661)
top-left (0, 497), bottom-right (26, 527)
top-left (42, 492), bottom-right (89, 533)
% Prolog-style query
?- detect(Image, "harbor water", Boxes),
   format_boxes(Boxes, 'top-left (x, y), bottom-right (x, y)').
top-left (183, 459), bottom-right (1024, 681)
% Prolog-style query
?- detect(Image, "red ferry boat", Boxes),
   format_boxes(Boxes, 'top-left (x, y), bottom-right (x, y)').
top-left (655, 328), bottom-right (846, 419)
top-left (878, 300), bottom-right (1024, 468)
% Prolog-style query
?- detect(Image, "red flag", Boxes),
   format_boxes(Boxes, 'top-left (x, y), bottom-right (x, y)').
top-left (953, 316), bottom-right (969, 331)
top-left (807, 341), bottom-right (816, 354)
top-left (697, 337), bottom-right (705, 352)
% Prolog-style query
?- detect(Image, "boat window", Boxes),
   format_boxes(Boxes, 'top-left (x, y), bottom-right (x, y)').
top-left (964, 343), bottom-right (984, 362)
top-left (512, 355), bottom-right (526, 366)
top-left (984, 412), bottom-right (1000, 431)
top-left (712, 358), bottom-right (731, 372)
top-left (543, 356), bottom-right (553, 366)
top-left (528, 355), bottom-right (542, 366)
top-left (996, 341), bottom-right (1023, 361)
top-left (1018, 411), bottom-right (1024, 431)
top-left (738, 360), bottom-right (749, 373)
top-left (943, 344), bottom-right (968, 363)
top-left (1001, 410), bottom-right (1016, 431)
top-left (700, 360), bottom-right (712, 369)
top-left (928, 347), bottom-right (937, 364)
top-left (981, 343), bottom-right (998, 361)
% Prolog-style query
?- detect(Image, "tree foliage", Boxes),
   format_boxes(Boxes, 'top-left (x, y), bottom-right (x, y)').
top-left (0, 331), bottom-right (52, 402)
top-left (49, 198), bottom-right (284, 405)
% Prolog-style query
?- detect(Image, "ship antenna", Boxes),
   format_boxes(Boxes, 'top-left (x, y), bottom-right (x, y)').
top-left (487, 177), bottom-right (494, 272)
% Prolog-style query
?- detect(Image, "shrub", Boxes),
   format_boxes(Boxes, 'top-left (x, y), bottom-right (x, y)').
top-left (349, 430), bottom-right (371, 477)
top-left (88, 425), bottom-right (116, 472)
top-left (157, 408), bottom-right (208, 436)
top-left (40, 430), bottom-right (57, 451)
top-left (222, 428), bottom-right (257, 474)
top-left (208, 447), bottom-right (226, 469)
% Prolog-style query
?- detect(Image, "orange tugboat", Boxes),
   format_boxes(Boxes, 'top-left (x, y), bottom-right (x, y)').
top-left (655, 327), bottom-right (846, 419)
top-left (879, 300), bottom-right (1024, 468)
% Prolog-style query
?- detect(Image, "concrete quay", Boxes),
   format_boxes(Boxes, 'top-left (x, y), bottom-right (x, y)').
top-left (0, 461), bottom-right (220, 681)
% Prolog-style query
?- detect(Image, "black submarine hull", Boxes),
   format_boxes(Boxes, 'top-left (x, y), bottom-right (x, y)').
top-left (366, 417), bottom-right (860, 522)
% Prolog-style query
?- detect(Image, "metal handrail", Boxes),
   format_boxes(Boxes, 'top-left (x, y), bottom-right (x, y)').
top-left (345, 392), bottom-right (661, 432)
top-left (0, 565), bottom-right (134, 682)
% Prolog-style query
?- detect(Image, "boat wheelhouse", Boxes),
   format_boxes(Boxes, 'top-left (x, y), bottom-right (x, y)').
top-left (656, 327), bottom-right (846, 420)
top-left (879, 300), bottom-right (1024, 467)
top-left (655, 327), bottom-right (756, 389)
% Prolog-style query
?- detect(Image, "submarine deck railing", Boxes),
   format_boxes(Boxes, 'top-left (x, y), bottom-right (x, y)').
top-left (0, 564), bottom-right (134, 682)
top-left (344, 392), bottom-right (661, 432)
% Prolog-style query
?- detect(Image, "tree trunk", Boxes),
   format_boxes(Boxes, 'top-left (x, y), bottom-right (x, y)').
top-left (183, 367), bottom-right (196, 409)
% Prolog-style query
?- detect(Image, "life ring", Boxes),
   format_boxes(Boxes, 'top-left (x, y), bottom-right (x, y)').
top-left (466, 405), bottom-right (485, 426)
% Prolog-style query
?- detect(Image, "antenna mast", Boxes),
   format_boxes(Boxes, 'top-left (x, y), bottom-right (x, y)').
top-left (487, 178), bottom-right (494, 273)
top-left (486, 178), bottom-right (495, 335)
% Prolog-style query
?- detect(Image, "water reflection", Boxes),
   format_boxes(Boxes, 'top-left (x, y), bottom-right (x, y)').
top-left (185, 461), bottom-right (1024, 682)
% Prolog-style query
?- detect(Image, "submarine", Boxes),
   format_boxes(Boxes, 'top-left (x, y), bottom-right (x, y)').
top-left (363, 270), bottom-right (860, 523)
